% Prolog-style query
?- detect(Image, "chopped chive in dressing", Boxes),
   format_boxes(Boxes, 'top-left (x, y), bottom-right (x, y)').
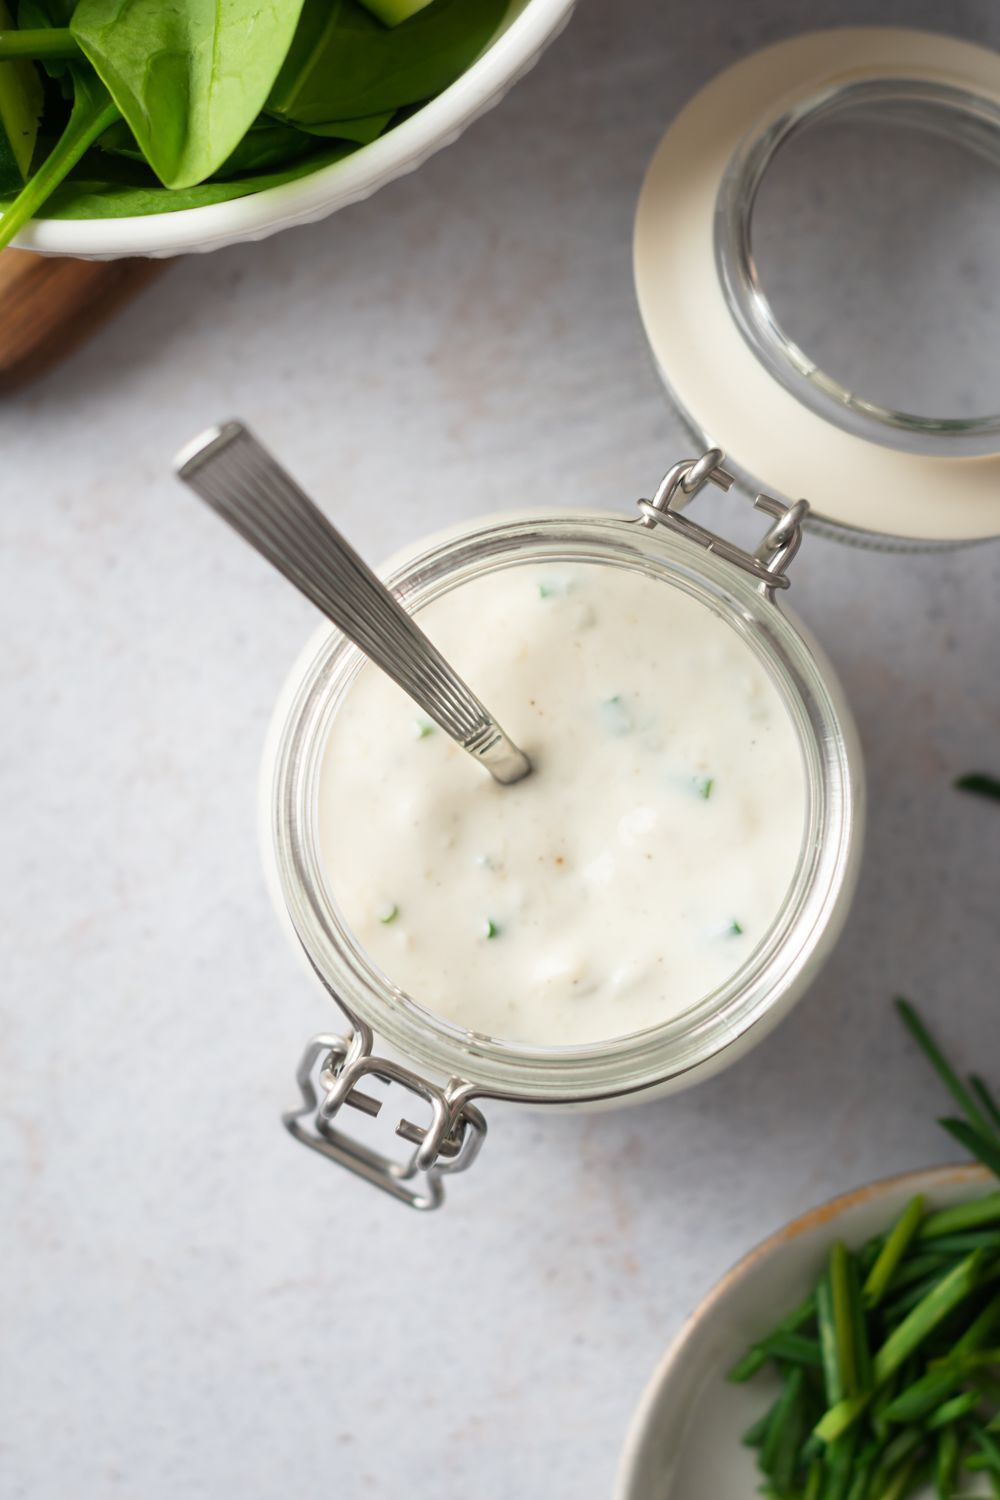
top-left (728, 919), bottom-right (744, 937)
top-left (483, 918), bottom-right (499, 940)
top-left (600, 694), bottom-right (633, 736)
top-left (378, 903), bottom-right (399, 925)
top-left (414, 717), bottom-right (435, 739)
top-left (695, 775), bottom-right (715, 800)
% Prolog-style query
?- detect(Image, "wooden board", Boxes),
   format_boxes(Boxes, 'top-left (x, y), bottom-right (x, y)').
top-left (0, 250), bottom-right (167, 392)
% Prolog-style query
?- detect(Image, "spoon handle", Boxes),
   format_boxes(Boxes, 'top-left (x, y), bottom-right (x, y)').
top-left (175, 421), bottom-right (531, 786)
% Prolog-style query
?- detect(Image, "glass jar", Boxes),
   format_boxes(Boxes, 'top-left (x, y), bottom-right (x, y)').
top-left (263, 453), bottom-right (863, 1208)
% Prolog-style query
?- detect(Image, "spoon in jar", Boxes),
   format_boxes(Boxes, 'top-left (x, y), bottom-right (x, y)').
top-left (174, 421), bottom-right (531, 786)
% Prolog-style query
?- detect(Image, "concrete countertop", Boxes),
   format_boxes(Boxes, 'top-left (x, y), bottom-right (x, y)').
top-left (3, 0), bottom-right (999, 1495)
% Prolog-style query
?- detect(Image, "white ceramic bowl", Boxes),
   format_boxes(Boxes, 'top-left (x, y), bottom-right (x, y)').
top-left (14, 0), bottom-right (575, 260)
top-left (615, 1163), bottom-right (992, 1500)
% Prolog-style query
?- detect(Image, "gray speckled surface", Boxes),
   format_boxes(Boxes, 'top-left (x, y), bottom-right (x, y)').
top-left (3, 2), bottom-right (1000, 1496)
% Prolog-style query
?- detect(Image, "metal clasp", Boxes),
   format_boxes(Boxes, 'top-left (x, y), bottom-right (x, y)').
top-left (283, 1029), bottom-right (486, 1210)
top-left (637, 448), bottom-right (809, 592)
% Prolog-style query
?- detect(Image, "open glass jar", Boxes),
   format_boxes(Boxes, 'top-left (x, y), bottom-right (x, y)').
top-left (263, 453), bottom-right (863, 1208)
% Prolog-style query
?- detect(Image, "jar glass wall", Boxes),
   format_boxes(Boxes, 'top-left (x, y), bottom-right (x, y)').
top-left (264, 511), bottom-right (862, 1108)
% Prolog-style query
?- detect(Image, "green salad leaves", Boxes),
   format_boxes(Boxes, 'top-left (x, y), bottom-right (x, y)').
top-left (0, 0), bottom-right (508, 244)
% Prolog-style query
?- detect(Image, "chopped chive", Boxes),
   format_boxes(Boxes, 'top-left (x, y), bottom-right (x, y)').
top-left (882, 1268), bottom-right (954, 1322)
top-left (873, 1250), bottom-right (984, 1386)
top-left (920, 1194), bottom-right (1000, 1240)
top-left (863, 1196), bottom-right (926, 1308)
top-left (955, 1289), bottom-right (1000, 1355)
top-left (695, 775), bottom-right (714, 800)
top-left (414, 717), bottom-right (435, 739)
top-left (817, 1274), bottom-right (844, 1405)
top-left (844, 1451), bottom-right (875, 1500)
top-left (935, 1425), bottom-right (960, 1497)
top-left (926, 1390), bottom-right (980, 1430)
top-left (378, 903), bottom-right (399, 925)
top-left (741, 1400), bottom-right (778, 1447)
top-left (916, 1232), bottom-right (1000, 1256)
top-left (750, 1331), bottom-right (823, 1369)
top-left (882, 1365), bottom-right (960, 1425)
top-left (938, 1116), bottom-right (1000, 1180)
top-left (802, 1459), bottom-right (823, 1500)
top-left (875, 1448), bottom-right (924, 1500)
top-left (483, 918), bottom-right (499, 939)
top-left (879, 1252), bottom-right (949, 1294)
top-left (830, 1242), bottom-right (864, 1397)
top-left (971, 1421), bottom-right (1000, 1475)
top-left (728, 1293), bottom-right (817, 1382)
top-left (971, 1076), bottom-right (1000, 1135)
top-left (759, 1366), bottom-right (805, 1487)
top-left (600, 695), bottom-right (632, 736)
top-left (821, 1425), bottom-right (859, 1492)
top-left (727, 919), bottom-right (744, 937)
top-left (955, 772), bottom-right (1000, 803)
top-left (896, 998), bottom-right (996, 1141)
top-left (815, 1391), bottom-right (871, 1445)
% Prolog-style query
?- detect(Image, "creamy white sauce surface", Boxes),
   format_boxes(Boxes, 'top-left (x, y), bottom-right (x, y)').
top-left (318, 563), bottom-right (806, 1047)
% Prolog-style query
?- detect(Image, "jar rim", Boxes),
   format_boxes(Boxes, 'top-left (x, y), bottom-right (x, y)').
top-left (265, 511), bottom-right (862, 1104)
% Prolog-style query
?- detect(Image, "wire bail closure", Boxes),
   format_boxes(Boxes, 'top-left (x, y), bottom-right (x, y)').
top-left (637, 447), bottom-right (809, 591)
top-left (283, 1027), bottom-right (487, 1210)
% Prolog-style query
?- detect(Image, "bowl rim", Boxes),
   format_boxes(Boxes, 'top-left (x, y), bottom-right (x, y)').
top-left (12, 0), bottom-right (576, 258)
top-left (614, 1160), bottom-right (993, 1500)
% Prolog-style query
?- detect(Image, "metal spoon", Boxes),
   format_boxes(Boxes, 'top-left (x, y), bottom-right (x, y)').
top-left (174, 421), bottom-right (531, 786)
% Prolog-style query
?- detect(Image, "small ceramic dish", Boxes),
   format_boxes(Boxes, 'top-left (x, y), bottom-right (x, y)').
top-left (615, 1163), bottom-right (992, 1500)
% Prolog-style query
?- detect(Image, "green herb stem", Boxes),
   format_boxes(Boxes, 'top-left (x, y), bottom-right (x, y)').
top-left (873, 1251), bottom-right (984, 1386)
top-left (728, 1293), bottom-right (817, 1382)
top-left (971, 1076), bottom-right (1000, 1135)
top-left (0, 26), bottom-right (78, 58)
top-left (938, 1117), bottom-right (1000, 1180)
top-left (934, 1425), bottom-right (959, 1498)
top-left (863, 1197), bottom-right (926, 1308)
top-left (817, 1275), bottom-right (844, 1405)
top-left (920, 1194), bottom-right (1000, 1241)
top-left (896, 998), bottom-right (996, 1141)
top-left (955, 772), bottom-right (1000, 803)
top-left (814, 1392), bottom-right (871, 1445)
top-left (831, 1242), bottom-right (866, 1397)
top-left (0, 88), bottom-right (119, 251)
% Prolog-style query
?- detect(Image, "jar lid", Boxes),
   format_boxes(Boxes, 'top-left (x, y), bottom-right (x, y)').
top-left (633, 28), bottom-right (1000, 546)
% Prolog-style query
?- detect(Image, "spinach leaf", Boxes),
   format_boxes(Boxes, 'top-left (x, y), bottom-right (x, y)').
top-left (99, 114), bottom-right (320, 179)
top-left (293, 109), bottom-right (394, 144)
top-left (268, 0), bottom-right (507, 124)
top-left (0, 54), bottom-right (116, 246)
top-left (70, 0), bottom-right (308, 189)
top-left (0, 140), bottom-right (352, 217)
top-left (0, 0), bottom-right (43, 188)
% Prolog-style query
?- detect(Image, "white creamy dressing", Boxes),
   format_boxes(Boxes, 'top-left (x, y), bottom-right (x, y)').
top-left (318, 563), bottom-right (806, 1047)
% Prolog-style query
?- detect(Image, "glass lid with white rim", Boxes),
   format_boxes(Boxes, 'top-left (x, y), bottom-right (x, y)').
top-left (633, 28), bottom-right (1000, 545)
